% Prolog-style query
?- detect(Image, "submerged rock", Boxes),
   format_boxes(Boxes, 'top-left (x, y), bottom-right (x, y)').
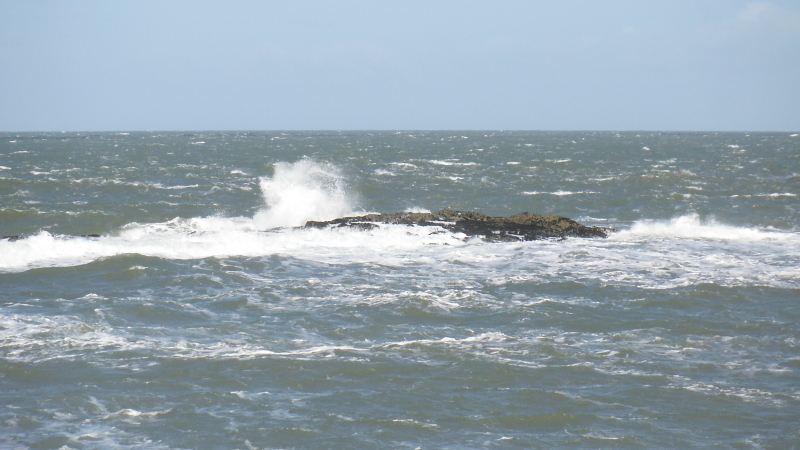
top-left (2, 234), bottom-right (101, 241)
top-left (304, 209), bottom-right (608, 241)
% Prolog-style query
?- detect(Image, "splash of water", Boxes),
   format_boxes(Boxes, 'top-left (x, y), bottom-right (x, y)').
top-left (253, 159), bottom-right (354, 229)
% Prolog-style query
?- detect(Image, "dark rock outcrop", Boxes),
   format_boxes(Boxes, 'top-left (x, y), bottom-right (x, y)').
top-left (305, 209), bottom-right (608, 241)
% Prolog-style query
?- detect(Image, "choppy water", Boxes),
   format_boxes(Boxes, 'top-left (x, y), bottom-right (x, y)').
top-left (1, 131), bottom-right (799, 449)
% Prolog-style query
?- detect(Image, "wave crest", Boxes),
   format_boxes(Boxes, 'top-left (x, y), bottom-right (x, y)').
top-left (621, 214), bottom-right (793, 241)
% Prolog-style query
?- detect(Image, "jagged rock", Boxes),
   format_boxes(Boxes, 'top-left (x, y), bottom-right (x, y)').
top-left (305, 209), bottom-right (608, 241)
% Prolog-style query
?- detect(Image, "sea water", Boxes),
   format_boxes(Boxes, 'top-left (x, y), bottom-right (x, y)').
top-left (0, 131), bottom-right (798, 449)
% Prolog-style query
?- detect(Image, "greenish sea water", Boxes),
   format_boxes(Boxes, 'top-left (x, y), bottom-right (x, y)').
top-left (1, 131), bottom-right (799, 449)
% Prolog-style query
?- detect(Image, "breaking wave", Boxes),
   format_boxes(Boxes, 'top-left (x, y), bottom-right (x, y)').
top-left (618, 214), bottom-right (796, 242)
top-left (0, 160), bottom-right (457, 272)
top-left (1, 165), bottom-right (798, 279)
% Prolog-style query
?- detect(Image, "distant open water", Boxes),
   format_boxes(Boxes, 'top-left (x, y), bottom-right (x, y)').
top-left (1, 131), bottom-right (799, 449)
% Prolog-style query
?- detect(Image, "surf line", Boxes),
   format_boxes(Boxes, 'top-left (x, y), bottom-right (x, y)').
top-left (1, 211), bottom-right (609, 243)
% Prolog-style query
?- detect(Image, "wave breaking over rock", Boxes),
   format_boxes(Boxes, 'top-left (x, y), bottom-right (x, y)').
top-left (304, 209), bottom-right (608, 241)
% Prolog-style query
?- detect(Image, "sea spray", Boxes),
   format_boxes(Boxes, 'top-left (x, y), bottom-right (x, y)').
top-left (0, 159), bottom-right (362, 272)
top-left (253, 159), bottom-right (354, 229)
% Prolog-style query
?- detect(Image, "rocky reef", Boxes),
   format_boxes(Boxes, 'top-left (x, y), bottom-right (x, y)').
top-left (305, 209), bottom-right (608, 241)
top-left (1, 212), bottom-right (607, 243)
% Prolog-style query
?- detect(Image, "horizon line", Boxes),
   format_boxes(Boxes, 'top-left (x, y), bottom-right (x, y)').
top-left (2, 128), bottom-right (798, 134)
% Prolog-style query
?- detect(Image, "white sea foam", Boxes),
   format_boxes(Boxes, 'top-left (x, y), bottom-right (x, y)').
top-left (149, 183), bottom-right (200, 190)
top-left (7, 321), bottom-right (510, 365)
top-left (732, 193), bottom-right (798, 198)
top-left (0, 176), bottom-right (468, 274)
top-left (428, 160), bottom-right (454, 166)
top-left (758, 193), bottom-right (796, 198)
top-left (618, 214), bottom-right (794, 242)
top-left (2, 161), bottom-right (799, 290)
top-left (391, 162), bottom-right (418, 169)
top-left (2, 214), bottom-right (798, 290)
top-left (522, 190), bottom-right (598, 196)
top-left (427, 160), bottom-right (478, 167)
top-left (383, 332), bottom-right (511, 348)
top-left (0, 223), bottom-right (468, 273)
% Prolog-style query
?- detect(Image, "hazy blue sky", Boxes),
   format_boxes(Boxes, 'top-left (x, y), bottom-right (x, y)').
top-left (1, 0), bottom-right (798, 131)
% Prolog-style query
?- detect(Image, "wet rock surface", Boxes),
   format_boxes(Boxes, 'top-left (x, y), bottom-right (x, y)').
top-left (305, 209), bottom-right (608, 241)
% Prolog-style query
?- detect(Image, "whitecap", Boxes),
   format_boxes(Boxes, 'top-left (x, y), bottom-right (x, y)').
top-left (382, 332), bottom-right (511, 348)
top-left (618, 214), bottom-right (794, 242)
top-left (521, 190), bottom-right (597, 196)
top-left (149, 183), bottom-right (200, 190)
top-left (760, 193), bottom-right (797, 198)
top-left (391, 162), bottom-right (418, 169)
top-left (404, 207), bottom-right (431, 213)
top-left (427, 160), bottom-right (478, 167)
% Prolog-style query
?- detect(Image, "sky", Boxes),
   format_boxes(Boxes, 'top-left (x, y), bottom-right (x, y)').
top-left (1, 0), bottom-right (799, 132)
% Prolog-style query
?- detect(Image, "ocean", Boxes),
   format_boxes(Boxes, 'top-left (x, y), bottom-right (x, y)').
top-left (1, 130), bottom-right (798, 449)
